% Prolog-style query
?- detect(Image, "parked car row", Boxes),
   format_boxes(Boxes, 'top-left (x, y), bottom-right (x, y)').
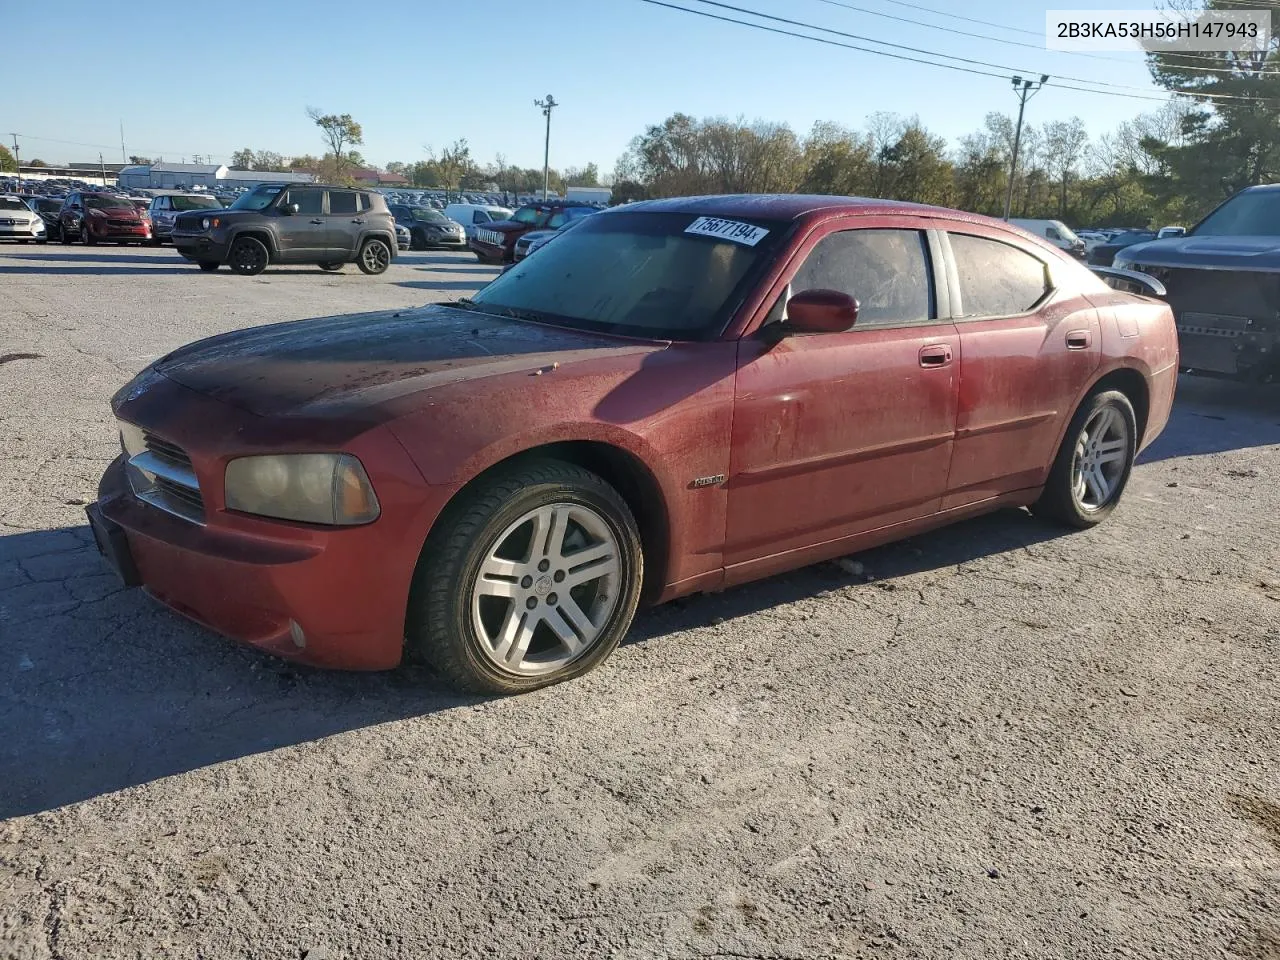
top-left (469, 201), bottom-right (600, 264)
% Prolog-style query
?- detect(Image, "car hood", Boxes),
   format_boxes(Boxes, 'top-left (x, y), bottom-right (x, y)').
top-left (1117, 234), bottom-right (1280, 271)
top-left (0, 208), bottom-right (37, 222)
top-left (149, 303), bottom-right (661, 419)
top-left (88, 207), bottom-right (142, 220)
top-left (484, 220), bottom-right (537, 234)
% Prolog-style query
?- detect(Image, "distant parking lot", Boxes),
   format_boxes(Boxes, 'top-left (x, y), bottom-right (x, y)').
top-left (1, 243), bottom-right (1278, 959)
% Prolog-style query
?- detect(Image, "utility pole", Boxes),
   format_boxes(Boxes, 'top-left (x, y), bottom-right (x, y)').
top-left (1003, 74), bottom-right (1049, 221)
top-left (99, 153), bottom-right (107, 187)
top-left (120, 120), bottom-right (126, 164)
top-left (10, 134), bottom-right (20, 191)
top-left (533, 94), bottom-right (558, 201)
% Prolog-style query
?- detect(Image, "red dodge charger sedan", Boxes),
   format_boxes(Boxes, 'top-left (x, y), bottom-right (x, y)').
top-left (88, 195), bottom-right (1178, 693)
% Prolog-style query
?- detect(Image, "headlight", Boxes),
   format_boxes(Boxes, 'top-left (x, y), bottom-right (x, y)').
top-left (201, 217), bottom-right (211, 230)
top-left (31, 220), bottom-right (44, 234)
top-left (224, 454), bottom-right (380, 526)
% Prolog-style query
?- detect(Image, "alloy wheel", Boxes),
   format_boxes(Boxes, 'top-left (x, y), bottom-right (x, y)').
top-left (469, 503), bottom-right (621, 677)
top-left (1071, 405), bottom-right (1131, 512)
top-left (361, 240), bottom-right (390, 273)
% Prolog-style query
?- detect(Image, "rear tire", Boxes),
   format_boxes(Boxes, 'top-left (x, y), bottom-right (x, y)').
top-left (1031, 389), bottom-right (1137, 529)
top-left (228, 236), bottom-right (268, 276)
top-left (80, 224), bottom-right (95, 246)
top-left (356, 238), bottom-right (391, 275)
top-left (407, 459), bottom-right (644, 694)
top-left (318, 262), bottom-right (343, 272)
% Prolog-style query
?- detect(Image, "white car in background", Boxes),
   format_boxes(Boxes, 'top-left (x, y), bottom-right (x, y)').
top-left (0, 195), bottom-right (47, 243)
top-left (443, 203), bottom-right (513, 239)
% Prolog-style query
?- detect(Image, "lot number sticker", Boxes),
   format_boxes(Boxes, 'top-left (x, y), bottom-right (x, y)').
top-left (684, 216), bottom-right (770, 246)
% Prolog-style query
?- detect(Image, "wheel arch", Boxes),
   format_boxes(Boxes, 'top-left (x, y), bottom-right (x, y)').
top-left (227, 228), bottom-right (277, 260)
top-left (1087, 364), bottom-right (1151, 444)
top-left (415, 439), bottom-right (673, 607)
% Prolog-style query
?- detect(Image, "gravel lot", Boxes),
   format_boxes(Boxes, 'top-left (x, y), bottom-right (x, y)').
top-left (1, 243), bottom-right (1278, 960)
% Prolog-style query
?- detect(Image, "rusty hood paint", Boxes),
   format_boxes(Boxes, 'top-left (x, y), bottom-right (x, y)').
top-left (151, 303), bottom-right (664, 418)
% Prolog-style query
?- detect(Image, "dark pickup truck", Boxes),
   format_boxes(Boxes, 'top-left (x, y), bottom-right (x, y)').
top-left (1116, 184), bottom-right (1280, 382)
top-left (171, 182), bottom-right (397, 276)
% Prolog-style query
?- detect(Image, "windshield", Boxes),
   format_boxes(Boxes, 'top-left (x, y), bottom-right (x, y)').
top-left (410, 207), bottom-right (447, 222)
top-left (1193, 189), bottom-right (1280, 237)
top-left (230, 186), bottom-right (284, 211)
top-left (172, 195), bottom-right (222, 211)
top-left (0, 197), bottom-right (28, 211)
top-left (509, 206), bottom-right (542, 225)
top-left (468, 211), bottom-right (785, 340)
top-left (85, 195), bottom-right (133, 210)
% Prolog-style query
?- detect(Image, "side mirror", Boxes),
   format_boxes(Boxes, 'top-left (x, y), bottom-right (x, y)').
top-left (784, 289), bottom-right (860, 334)
top-left (282, 203), bottom-right (300, 216)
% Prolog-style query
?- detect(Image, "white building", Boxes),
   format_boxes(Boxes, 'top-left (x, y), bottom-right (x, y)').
top-left (116, 163), bottom-right (314, 190)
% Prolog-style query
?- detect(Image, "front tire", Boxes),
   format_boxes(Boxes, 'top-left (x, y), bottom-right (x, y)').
top-left (228, 236), bottom-right (268, 276)
top-left (1032, 389), bottom-right (1137, 528)
top-left (80, 224), bottom-right (95, 246)
top-left (408, 459), bottom-right (644, 694)
top-left (197, 261), bottom-right (220, 272)
top-left (357, 238), bottom-right (391, 275)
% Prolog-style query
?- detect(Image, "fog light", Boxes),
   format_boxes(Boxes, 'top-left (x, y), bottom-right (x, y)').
top-left (289, 619), bottom-right (306, 649)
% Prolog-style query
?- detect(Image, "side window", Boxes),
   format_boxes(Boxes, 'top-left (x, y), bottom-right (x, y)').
top-left (284, 189), bottom-right (323, 216)
top-left (473, 211), bottom-right (489, 224)
top-left (328, 191), bottom-right (359, 215)
top-left (790, 228), bottom-right (933, 327)
top-left (949, 233), bottom-right (1049, 319)
top-left (548, 212), bottom-right (568, 229)
top-left (1045, 226), bottom-right (1061, 241)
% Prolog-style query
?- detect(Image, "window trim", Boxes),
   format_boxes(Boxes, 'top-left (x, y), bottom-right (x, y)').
top-left (939, 230), bottom-right (1055, 323)
top-left (326, 189), bottom-right (360, 217)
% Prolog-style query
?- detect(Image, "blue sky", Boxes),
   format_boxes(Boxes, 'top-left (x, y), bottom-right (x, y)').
top-left (10, 0), bottom-right (1174, 174)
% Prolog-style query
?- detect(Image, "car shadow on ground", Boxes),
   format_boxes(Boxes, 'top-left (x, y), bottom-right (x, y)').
top-left (0, 265), bottom-right (203, 276)
top-left (1, 252), bottom-right (182, 265)
top-left (0, 507), bottom-right (1064, 819)
top-left (1139, 375), bottom-right (1280, 463)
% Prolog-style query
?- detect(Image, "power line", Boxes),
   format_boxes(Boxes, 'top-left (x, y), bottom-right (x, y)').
top-left (808, 0), bottom-right (1276, 75)
top-left (685, 0), bottom-right (1273, 97)
top-left (636, 0), bottom-right (1280, 104)
top-left (8, 132), bottom-right (223, 162)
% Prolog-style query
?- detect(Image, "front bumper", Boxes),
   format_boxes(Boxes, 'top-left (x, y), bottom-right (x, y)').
top-left (468, 237), bottom-right (508, 262)
top-left (172, 232), bottom-right (229, 262)
top-left (426, 233), bottom-right (467, 247)
top-left (90, 378), bottom-right (455, 670)
top-left (0, 224), bottom-right (45, 240)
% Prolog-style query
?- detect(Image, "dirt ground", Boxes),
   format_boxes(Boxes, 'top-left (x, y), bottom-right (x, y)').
top-left (1, 243), bottom-right (1277, 959)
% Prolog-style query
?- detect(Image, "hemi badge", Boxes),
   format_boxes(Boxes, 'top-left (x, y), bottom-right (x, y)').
top-left (690, 474), bottom-right (726, 489)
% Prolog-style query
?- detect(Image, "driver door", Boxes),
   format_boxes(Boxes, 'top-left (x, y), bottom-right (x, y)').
top-left (724, 219), bottom-right (960, 580)
top-left (274, 188), bottom-right (326, 261)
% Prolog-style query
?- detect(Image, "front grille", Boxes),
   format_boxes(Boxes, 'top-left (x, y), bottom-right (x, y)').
top-left (475, 228), bottom-right (504, 246)
top-left (173, 212), bottom-right (205, 232)
top-left (125, 431), bottom-right (205, 523)
top-left (144, 432), bottom-right (192, 470)
top-left (107, 218), bottom-right (138, 228)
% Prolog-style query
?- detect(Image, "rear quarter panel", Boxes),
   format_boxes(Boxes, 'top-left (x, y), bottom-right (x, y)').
top-left (1089, 290), bottom-right (1179, 450)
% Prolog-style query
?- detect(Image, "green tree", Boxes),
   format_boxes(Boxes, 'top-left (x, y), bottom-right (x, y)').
top-left (1145, 0), bottom-right (1280, 215)
top-left (28, 159), bottom-right (48, 168)
top-left (306, 108), bottom-right (364, 177)
top-left (230, 148), bottom-right (255, 170)
top-left (0, 145), bottom-right (15, 173)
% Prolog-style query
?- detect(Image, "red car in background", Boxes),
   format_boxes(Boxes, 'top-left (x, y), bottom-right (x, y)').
top-left (88, 195), bottom-right (1177, 694)
top-left (468, 200), bottom-right (597, 263)
top-left (58, 191), bottom-right (152, 245)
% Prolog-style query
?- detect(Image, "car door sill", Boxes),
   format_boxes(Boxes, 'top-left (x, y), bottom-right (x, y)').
top-left (718, 487), bottom-right (1041, 590)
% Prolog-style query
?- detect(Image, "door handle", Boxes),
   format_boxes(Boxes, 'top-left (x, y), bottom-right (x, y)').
top-left (918, 344), bottom-right (954, 368)
top-left (309, 218), bottom-right (324, 224)
top-left (1066, 329), bottom-right (1092, 350)
top-left (351, 218), bottom-right (365, 224)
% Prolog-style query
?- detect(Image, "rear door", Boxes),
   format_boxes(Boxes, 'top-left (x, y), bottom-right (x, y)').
top-left (725, 218), bottom-right (960, 576)
top-left (940, 228), bottom-right (1101, 508)
top-left (324, 189), bottom-right (362, 258)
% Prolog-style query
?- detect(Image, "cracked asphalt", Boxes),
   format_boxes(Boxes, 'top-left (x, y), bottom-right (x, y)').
top-left (1, 243), bottom-right (1278, 960)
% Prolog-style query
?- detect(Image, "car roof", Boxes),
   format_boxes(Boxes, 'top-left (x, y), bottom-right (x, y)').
top-left (620, 193), bottom-right (1009, 227)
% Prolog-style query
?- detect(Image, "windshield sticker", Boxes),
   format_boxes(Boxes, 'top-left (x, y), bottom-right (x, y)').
top-left (684, 216), bottom-right (770, 246)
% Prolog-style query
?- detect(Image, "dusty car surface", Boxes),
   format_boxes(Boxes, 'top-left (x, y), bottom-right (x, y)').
top-left (88, 195), bottom-right (1179, 694)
